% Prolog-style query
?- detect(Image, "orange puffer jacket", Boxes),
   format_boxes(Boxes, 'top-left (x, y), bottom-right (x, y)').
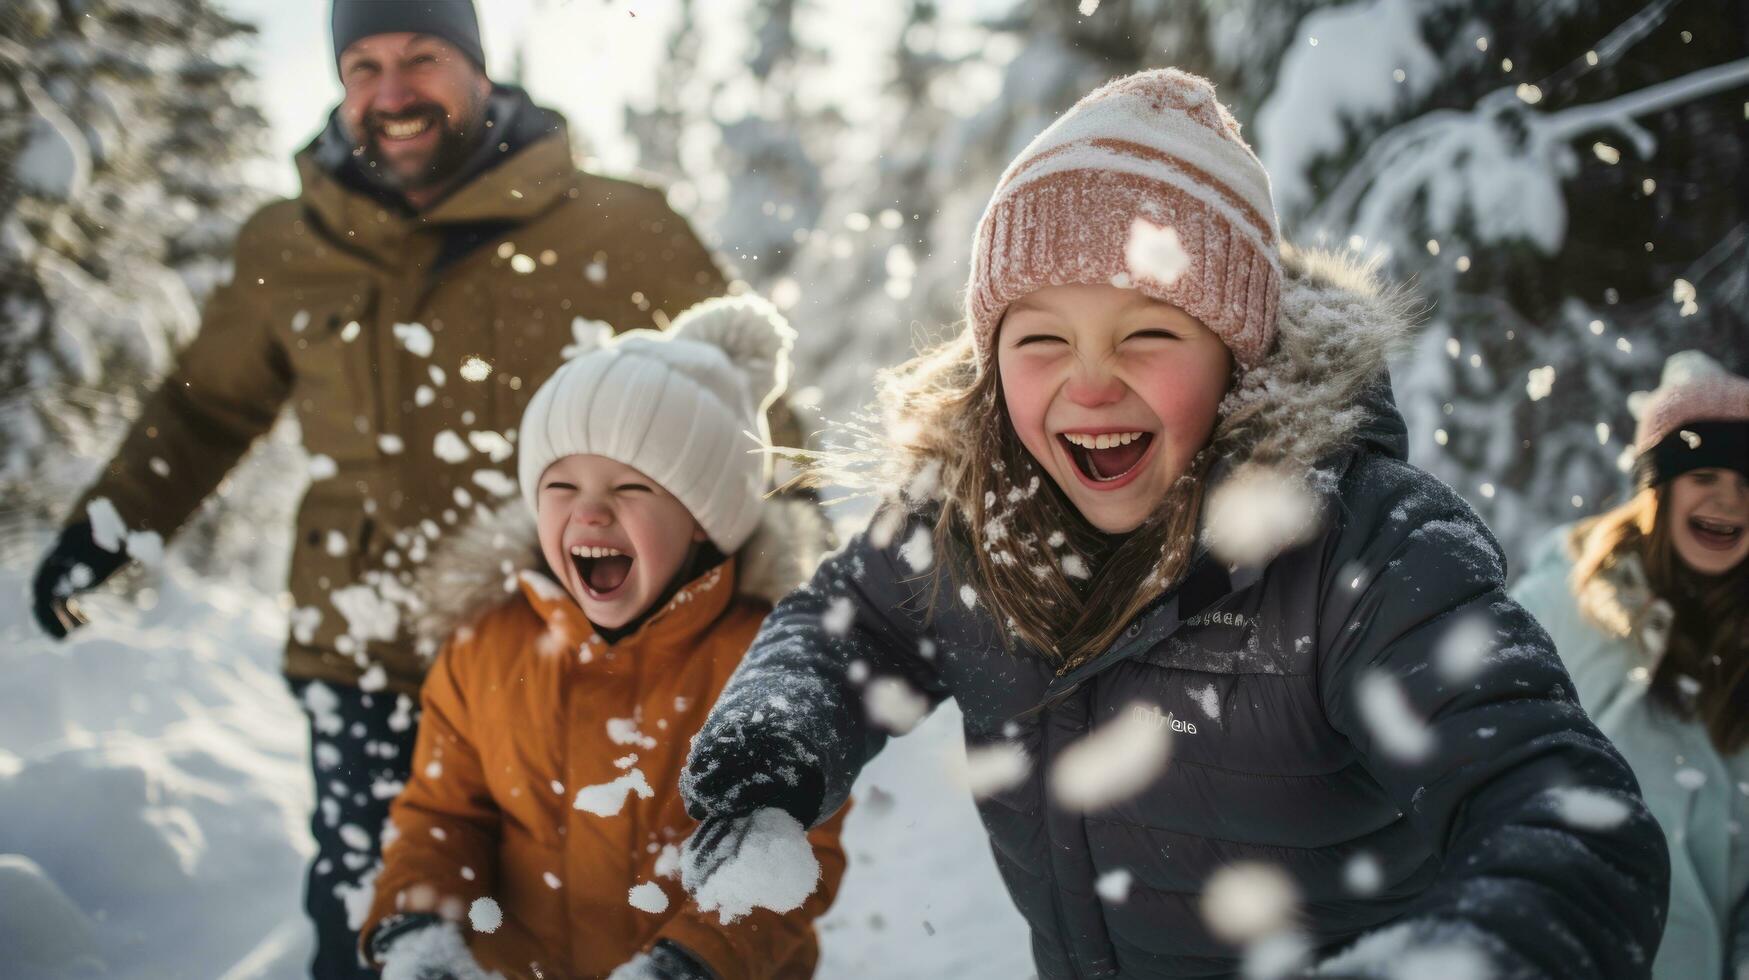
top-left (363, 499), bottom-right (845, 979)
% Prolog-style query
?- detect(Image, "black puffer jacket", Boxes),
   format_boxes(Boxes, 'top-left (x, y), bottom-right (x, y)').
top-left (682, 251), bottom-right (1669, 979)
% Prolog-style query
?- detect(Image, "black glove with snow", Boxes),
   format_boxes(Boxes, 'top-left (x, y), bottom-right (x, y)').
top-left (606, 940), bottom-right (717, 980)
top-left (31, 521), bottom-right (130, 639)
top-left (680, 720), bottom-right (825, 827)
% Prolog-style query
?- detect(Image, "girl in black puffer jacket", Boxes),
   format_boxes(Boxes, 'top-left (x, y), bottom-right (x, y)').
top-left (680, 68), bottom-right (1668, 980)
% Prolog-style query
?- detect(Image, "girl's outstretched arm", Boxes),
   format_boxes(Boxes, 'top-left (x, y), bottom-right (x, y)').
top-left (1317, 455), bottom-right (1670, 980)
top-left (683, 505), bottom-right (951, 827)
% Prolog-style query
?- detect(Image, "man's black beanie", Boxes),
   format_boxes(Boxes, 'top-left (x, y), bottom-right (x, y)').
top-left (332, 1), bottom-right (486, 73)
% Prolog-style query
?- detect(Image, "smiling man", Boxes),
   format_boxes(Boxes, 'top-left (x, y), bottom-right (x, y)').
top-left (28, 2), bottom-right (731, 975)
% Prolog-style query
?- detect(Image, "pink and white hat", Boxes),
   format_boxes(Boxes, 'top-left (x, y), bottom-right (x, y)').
top-left (1629, 350), bottom-right (1749, 487)
top-left (966, 68), bottom-right (1281, 369)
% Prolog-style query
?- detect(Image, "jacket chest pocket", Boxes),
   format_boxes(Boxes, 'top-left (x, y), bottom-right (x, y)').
top-left (280, 285), bottom-right (381, 466)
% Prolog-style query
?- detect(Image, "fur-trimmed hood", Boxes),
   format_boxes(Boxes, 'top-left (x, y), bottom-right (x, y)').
top-left (409, 494), bottom-right (832, 653)
top-left (1212, 245), bottom-right (1420, 477)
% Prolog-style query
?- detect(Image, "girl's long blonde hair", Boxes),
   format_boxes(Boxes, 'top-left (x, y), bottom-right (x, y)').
top-left (1569, 486), bottom-right (1749, 754)
top-left (797, 328), bottom-right (1211, 674)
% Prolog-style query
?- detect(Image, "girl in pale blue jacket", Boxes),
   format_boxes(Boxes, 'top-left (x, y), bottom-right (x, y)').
top-left (1514, 350), bottom-right (1749, 980)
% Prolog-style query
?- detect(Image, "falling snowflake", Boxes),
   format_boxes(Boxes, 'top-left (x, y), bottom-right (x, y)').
top-left (899, 526), bottom-right (934, 574)
top-left (958, 742), bottom-right (1030, 798)
top-left (86, 497), bottom-right (127, 553)
top-left (1096, 868), bottom-right (1132, 903)
top-left (1201, 862), bottom-right (1298, 944)
top-left (1525, 365), bottom-right (1556, 401)
top-left (1050, 704), bottom-right (1172, 811)
top-left (392, 322), bottom-right (434, 357)
top-left (865, 677), bottom-right (930, 735)
top-left (563, 317), bottom-right (615, 359)
top-left (1202, 464), bottom-right (1320, 566)
top-left (1356, 670), bottom-right (1433, 764)
top-left (628, 880), bottom-right (669, 914)
top-left (821, 596), bottom-right (856, 637)
top-left (459, 356), bottom-right (492, 382)
top-left (469, 897), bottom-right (502, 933)
top-left (1550, 787), bottom-right (1631, 831)
top-left (433, 430), bottom-right (472, 464)
top-left (574, 769), bottom-right (657, 816)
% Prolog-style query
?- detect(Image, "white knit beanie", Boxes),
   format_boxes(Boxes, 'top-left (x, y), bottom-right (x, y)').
top-left (516, 294), bottom-right (796, 554)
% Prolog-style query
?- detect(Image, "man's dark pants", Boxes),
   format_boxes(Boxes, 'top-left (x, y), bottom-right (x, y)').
top-left (289, 677), bottom-right (421, 979)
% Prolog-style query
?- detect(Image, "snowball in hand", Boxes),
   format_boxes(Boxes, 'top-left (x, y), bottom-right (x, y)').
top-left (683, 807), bottom-right (821, 925)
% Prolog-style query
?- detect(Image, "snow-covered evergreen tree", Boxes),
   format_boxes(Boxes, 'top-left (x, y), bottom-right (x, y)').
top-left (1255, 0), bottom-right (1748, 566)
top-left (0, 0), bottom-right (292, 581)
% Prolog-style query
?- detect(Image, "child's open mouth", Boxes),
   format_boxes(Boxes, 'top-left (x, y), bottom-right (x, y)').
top-left (570, 544), bottom-right (634, 598)
top-left (1059, 431), bottom-right (1154, 486)
top-left (1688, 515), bottom-right (1745, 551)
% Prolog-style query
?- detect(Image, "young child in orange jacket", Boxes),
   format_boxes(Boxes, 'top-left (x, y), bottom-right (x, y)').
top-left (360, 296), bottom-right (847, 980)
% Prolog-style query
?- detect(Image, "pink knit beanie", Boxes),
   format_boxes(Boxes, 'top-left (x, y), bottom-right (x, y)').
top-left (966, 68), bottom-right (1281, 369)
top-left (1629, 350), bottom-right (1749, 487)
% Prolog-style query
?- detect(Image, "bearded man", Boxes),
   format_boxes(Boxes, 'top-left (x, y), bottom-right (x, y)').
top-left (29, 2), bottom-right (727, 974)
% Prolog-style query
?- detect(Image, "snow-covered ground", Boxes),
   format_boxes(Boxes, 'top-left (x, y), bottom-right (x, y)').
top-left (1, 543), bottom-right (1032, 979)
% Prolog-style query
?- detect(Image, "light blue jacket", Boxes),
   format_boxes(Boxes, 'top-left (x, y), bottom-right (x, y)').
top-left (1513, 526), bottom-right (1749, 980)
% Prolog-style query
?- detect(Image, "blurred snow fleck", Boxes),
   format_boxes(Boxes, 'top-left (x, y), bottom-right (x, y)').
top-left (1050, 703), bottom-right (1172, 811)
top-left (821, 596), bottom-right (856, 636)
top-left (309, 454), bottom-right (338, 480)
top-left (865, 677), bottom-right (929, 735)
top-left (392, 322), bottom-right (433, 357)
top-left (434, 430), bottom-right (472, 464)
top-left (1525, 365), bottom-right (1555, 401)
top-left (959, 585), bottom-right (978, 609)
top-left (86, 497), bottom-right (127, 552)
top-left (467, 430), bottom-right (515, 463)
top-left (1201, 861), bottom-right (1298, 944)
top-left (1672, 278), bottom-right (1698, 317)
top-left (956, 742), bottom-right (1030, 798)
top-left (1356, 670), bottom-right (1433, 764)
top-left (1202, 464), bottom-right (1320, 566)
top-left (1434, 614), bottom-right (1493, 683)
top-left (1549, 787), bottom-right (1631, 831)
top-left (1096, 868), bottom-right (1132, 903)
top-left (900, 525), bottom-right (934, 573)
top-left (1343, 851), bottom-right (1384, 896)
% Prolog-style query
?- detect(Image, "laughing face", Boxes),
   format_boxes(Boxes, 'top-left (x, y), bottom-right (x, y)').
top-left (535, 454), bottom-right (708, 630)
top-left (1666, 468), bottom-right (1749, 576)
top-left (337, 32), bottom-right (491, 205)
top-left (996, 283), bottom-right (1234, 534)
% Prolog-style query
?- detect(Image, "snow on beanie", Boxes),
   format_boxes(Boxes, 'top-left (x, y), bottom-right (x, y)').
top-left (1628, 350), bottom-right (1749, 488)
top-left (966, 68), bottom-right (1281, 369)
top-left (516, 295), bottom-right (796, 554)
top-left (332, 0), bottom-right (486, 73)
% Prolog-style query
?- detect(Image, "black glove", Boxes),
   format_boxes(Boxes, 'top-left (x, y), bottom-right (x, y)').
top-left (649, 940), bottom-right (716, 980)
top-left (680, 721), bottom-right (825, 826)
top-left (31, 521), bottom-right (131, 639)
